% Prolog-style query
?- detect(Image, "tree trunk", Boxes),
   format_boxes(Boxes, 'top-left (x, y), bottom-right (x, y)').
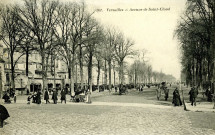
top-left (134, 69), bottom-right (137, 88)
top-left (53, 56), bottom-right (56, 89)
top-left (104, 60), bottom-right (107, 89)
top-left (75, 63), bottom-right (78, 84)
top-left (114, 69), bottom-right (116, 88)
top-left (71, 58), bottom-right (75, 95)
top-left (41, 53), bottom-right (46, 94)
top-left (26, 48), bottom-right (29, 76)
top-left (97, 60), bottom-right (100, 92)
top-left (120, 61), bottom-right (124, 84)
top-left (11, 54), bottom-right (15, 93)
top-left (192, 57), bottom-right (195, 86)
top-left (88, 52), bottom-right (93, 93)
top-left (196, 59), bottom-right (199, 87)
top-left (79, 45), bottom-right (84, 89)
top-left (108, 59), bottom-right (112, 90)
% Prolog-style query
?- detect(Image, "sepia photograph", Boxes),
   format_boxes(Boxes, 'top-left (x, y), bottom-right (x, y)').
top-left (0, 0), bottom-right (215, 134)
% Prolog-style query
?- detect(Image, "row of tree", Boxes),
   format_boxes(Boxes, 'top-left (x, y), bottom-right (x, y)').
top-left (175, 0), bottom-right (215, 92)
top-left (0, 0), bottom-right (135, 94)
top-left (127, 50), bottom-right (176, 86)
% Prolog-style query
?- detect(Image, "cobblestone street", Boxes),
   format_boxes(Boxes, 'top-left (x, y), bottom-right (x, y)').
top-left (0, 89), bottom-right (215, 135)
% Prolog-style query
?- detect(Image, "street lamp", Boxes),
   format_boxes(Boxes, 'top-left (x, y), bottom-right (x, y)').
top-left (32, 75), bottom-right (34, 93)
top-left (21, 78), bottom-right (23, 95)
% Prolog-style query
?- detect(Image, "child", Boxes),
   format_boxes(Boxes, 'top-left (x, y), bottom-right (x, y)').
top-left (27, 96), bottom-right (31, 104)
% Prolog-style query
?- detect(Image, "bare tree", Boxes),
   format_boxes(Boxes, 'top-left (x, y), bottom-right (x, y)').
top-left (0, 5), bottom-right (26, 93)
top-left (104, 27), bottom-right (118, 90)
top-left (94, 47), bottom-right (104, 91)
top-left (53, 2), bottom-right (80, 95)
top-left (18, 0), bottom-right (59, 92)
top-left (84, 18), bottom-right (103, 93)
top-left (114, 33), bottom-right (134, 84)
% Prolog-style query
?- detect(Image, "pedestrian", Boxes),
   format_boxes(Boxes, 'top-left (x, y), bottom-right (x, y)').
top-left (85, 89), bottom-right (92, 104)
top-left (44, 89), bottom-right (50, 104)
top-left (27, 96), bottom-right (31, 104)
top-left (205, 87), bottom-right (213, 102)
top-left (60, 89), bottom-right (66, 104)
top-left (172, 87), bottom-right (182, 106)
top-left (32, 92), bottom-right (37, 103)
top-left (188, 87), bottom-right (194, 105)
top-left (189, 87), bottom-right (198, 106)
top-left (2, 92), bottom-right (11, 103)
top-left (156, 88), bottom-right (161, 100)
top-left (193, 86), bottom-right (198, 106)
top-left (14, 94), bottom-right (16, 103)
top-left (52, 89), bottom-right (58, 104)
top-left (0, 104), bottom-right (10, 128)
top-left (141, 85), bottom-right (143, 91)
top-left (36, 91), bottom-right (42, 104)
top-left (26, 88), bottom-right (30, 95)
top-left (115, 86), bottom-right (117, 92)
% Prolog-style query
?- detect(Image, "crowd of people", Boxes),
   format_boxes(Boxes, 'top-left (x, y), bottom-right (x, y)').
top-left (2, 92), bottom-right (16, 104)
top-left (27, 88), bottom-right (67, 105)
top-left (26, 87), bottom-right (92, 105)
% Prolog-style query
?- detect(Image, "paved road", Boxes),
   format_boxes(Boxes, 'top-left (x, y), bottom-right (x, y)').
top-left (0, 88), bottom-right (214, 135)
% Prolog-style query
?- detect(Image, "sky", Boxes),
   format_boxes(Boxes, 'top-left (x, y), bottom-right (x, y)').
top-left (0, 0), bottom-right (187, 80)
top-left (86, 0), bottom-right (187, 80)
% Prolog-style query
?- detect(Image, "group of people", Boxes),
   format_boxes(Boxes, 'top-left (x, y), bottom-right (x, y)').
top-left (28, 88), bottom-right (67, 104)
top-left (2, 92), bottom-right (16, 104)
top-left (172, 86), bottom-right (199, 106)
top-left (28, 91), bottom-right (42, 104)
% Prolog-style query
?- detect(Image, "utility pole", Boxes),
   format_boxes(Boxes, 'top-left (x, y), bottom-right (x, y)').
top-left (181, 73), bottom-right (187, 111)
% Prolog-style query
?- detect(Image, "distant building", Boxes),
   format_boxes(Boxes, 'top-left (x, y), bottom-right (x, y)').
top-left (0, 44), bottom-right (129, 94)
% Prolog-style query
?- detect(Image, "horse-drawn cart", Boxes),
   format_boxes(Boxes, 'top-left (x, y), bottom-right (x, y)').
top-left (119, 85), bottom-right (128, 95)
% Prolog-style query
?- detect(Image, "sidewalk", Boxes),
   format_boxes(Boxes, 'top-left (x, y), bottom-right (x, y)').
top-left (185, 101), bottom-right (215, 112)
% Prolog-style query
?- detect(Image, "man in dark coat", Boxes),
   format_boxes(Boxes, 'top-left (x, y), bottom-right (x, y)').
top-left (188, 87), bottom-right (194, 106)
top-left (52, 89), bottom-right (58, 104)
top-left (189, 87), bottom-right (198, 106)
top-left (205, 87), bottom-right (213, 102)
top-left (60, 89), bottom-right (66, 104)
top-left (0, 104), bottom-right (10, 128)
top-left (44, 89), bottom-right (50, 104)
